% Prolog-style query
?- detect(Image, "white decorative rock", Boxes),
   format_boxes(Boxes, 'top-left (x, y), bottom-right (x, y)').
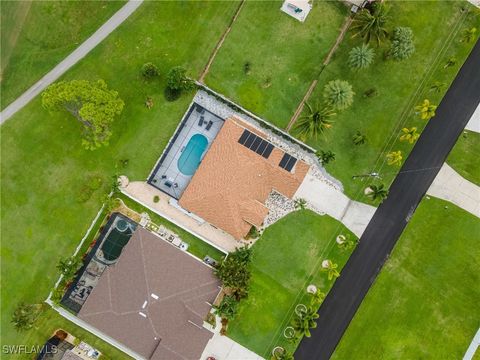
top-left (307, 285), bottom-right (317, 294)
top-left (322, 260), bottom-right (330, 268)
top-left (118, 175), bottom-right (129, 188)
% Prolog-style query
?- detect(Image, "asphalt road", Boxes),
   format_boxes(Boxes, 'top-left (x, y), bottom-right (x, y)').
top-left (295, 39), bottom-right (480, 360)
top-left (0, 0), bottom-right (143, 124)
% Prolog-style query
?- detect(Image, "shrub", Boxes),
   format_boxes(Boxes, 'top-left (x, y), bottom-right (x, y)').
top-left (215, 246), bottom-right (252, 299)
top-left (141, 62), bottom-right (159, 80)
top-left (153, 195), bottom-right (160, 203)
top-left (245, 226), bottom-right (259, 240)
top-left (166, 66), bottom-right (195, 91)
top-left (352, 131), bottom-right (367, 145)
top-left (323, 80), bottom-right (354, 110)
top-left (57, 256), bottom-right (82, 282)
top-left (317, 150), bottom-right (336, 165)
top-left (348, 44), bottom-right (375, 69)
top-left (363, 88), bottom-right (377, 98)
top-left (243, 61), bottom-right (252, 75)
top-left (389, 27), bottom-right (415, 60)
top-left (11, 303), bottom-right (43, 332)
top-left (214, 295), bottom-right (239, 320)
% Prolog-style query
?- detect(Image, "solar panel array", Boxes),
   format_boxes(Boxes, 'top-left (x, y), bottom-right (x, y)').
top-left (238, 129), bottom-right (274, 159)
top-left (279, 153), bottom-right (297, 172)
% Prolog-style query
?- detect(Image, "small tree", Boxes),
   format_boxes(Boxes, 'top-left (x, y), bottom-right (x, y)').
top-left (389, 27), bottom-right (415, 61)
top-left (351, 3), bottom-right (389, 45)
top-left (42, 80), bottom-right (124, 150)
top-left (321, 260), bottom-right (340, 280)
top-left (323, 80), bottom-right (354, 110)
top-left (141, 62), bottom-right (159, 80)
top-left (292, 306), bottom-right (319, 338)
top-left (294, 102), bottom-right (335, 140)
top-left (348, 44), bottom-right (375, 69)
top-left (429, 82), bottom-right (446, 94)
top-left (272, 347), bottom-right (294, 360)
top-left (415, 99), bottom-right (437, 120)
top-left (352, 131), bottom-right (367, 145)
top-left (214, 295), bottom-right (239, 320)
top-left (365, 184), bottom-right (389, 202)
top-left (11, 303), bottom-right (43, 332)
top-left (461, 27), bottom-right (477, 43)
top-left (399, 127), bottom-right (419, 144)
top-left (57, 256), bottom-right (82, 281)
top-left (166, 66), bottom-right (195, 91)
top-left (317, 150), bottom-right (336, 165)
top-left (336, 234), bottom-right (359, 251)
top-left (386, 151), bottom-right (403, 166)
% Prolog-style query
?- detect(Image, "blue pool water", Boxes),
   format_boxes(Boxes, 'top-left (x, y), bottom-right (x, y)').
top-left (177, 134), bottom-right (208, 175)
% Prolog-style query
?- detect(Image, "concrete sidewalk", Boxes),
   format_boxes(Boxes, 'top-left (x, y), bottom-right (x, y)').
top-left (0, 0), bottom-right (143, 124)
top-left (427, 163), bottom-right (480, 218)
top-left (294, 170), bottom-right (377, 237)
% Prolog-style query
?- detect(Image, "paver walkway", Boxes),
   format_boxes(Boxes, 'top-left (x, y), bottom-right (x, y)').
top-left (121, 181), bottom-right (240, 252)
top-left (427, 163), bottom-right (480, 218)
top-left (0, 0), bottom-right (143, 124)
top-left (294, 170), bottom-right (377, 237)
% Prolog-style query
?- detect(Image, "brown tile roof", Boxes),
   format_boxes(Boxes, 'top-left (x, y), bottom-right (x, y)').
top-left (179, 117), bottom-right (310, 239)
top-left (78, 228), bottom-right (220, 360)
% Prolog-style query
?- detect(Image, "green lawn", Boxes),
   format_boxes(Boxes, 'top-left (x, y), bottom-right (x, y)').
top-left (302, 2), bottom-right (480, 198)
top-left (1, 1), bottom-right (125, 109)
top-left (447, 130), bottom-right (480, 186)
top-left (116, 193), bottom-right (226, 262)
top-left (229, 210), bottom-right (357, 357)
top-left (333, 198), bottom-right (480, 359)
top-left (205, 0), bottom-right (348, 127)
top-left (0, 2), bottom-right (239, 357)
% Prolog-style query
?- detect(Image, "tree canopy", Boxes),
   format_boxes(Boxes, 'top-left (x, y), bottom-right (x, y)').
top-left (42, 80), bottom-right (124, 150)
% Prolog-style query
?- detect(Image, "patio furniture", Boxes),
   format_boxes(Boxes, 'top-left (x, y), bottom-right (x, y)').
top-left (164, 180), bottom-right (173, 188)
top-left (198, 116), bottom-right (204, 126)
top-left (205, 120), bottom-right (213, 130)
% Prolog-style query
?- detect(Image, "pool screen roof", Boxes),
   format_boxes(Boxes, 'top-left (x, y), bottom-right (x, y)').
top-left (179, 117), bottom-right (310, 239)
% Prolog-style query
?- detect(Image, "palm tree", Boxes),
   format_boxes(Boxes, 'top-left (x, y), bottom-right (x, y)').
top-left (429, 81), bottom-right (446, 94)
top-left (272, 347), bottom-right (294, 360)
top-left (386, 151), bottom-right (403, 166)
top-left (352, 131), bottom-right (367, 145)
top-left (399, 127), bottom-right (419, 144)
top-left (365, 184), bottom-right (389, 202)
top-left (293, 307), bottom-right (319, 338)
top-left (321, 259), bottom-right (340, 280)
top-left (309, 288), bottom-right (326, 305)
top-left (294, 102), bottom-right (335, 140)
top-left (294, 198), bottom-right (307, 210)
top-left (56, 256), bottom-right (82, 280)
top-left (414, 99), bottom-right (437, 120)
top-left (323, 80), bottom-right (355, 110)
top-left (348, 44), bottom-right (375, 69)
top-left (317, 150), bottom-right (336, 165)
top-left (461, 27), bottom-right (477, 43)
top-left (351, 3), bottom-right (389, 45)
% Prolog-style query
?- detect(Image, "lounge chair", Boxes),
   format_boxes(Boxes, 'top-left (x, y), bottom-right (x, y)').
top-left (205, 120), bottom-right (213, 130)
top-left (198, 116), bottom-right (204, 126)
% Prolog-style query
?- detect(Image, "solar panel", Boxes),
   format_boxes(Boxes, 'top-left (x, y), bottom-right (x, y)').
top-left (250, 137), bottom-right (262, 152)
top-left (244, 132), bottom-right (256, 147)
top-left (238, 130), bottom-right (250, 145)
top-left (285, 156), bottom-right (297, 172)
top-left (237, 130), bottom-right (274, 159)
top-left (262, 143), bottom-right (274, 158)
top-left (256, 141), bottom-right (267, 155)
top-left (279, 153), bottom-right (290, 169)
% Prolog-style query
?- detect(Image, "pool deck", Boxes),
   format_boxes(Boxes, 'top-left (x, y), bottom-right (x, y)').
top-left (121, 181), bottom-right (242, 253)
top-left (149, 103), bottom-right (224, 199)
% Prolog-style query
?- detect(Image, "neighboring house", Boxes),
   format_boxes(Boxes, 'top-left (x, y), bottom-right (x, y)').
top-left (179, 117), bottom-right (310, 240)
top-left (77, 228), bottom-right (221, 360)
top-left (280, 0), bottom-right (313, 22)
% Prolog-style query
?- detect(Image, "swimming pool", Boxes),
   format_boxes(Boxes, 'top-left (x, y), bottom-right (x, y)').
top-left (177, 134), bottom-right (208, 175)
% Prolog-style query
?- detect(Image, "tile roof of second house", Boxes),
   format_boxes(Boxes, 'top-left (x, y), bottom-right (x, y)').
top-left (179, 117), bottom-right (310, 239)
